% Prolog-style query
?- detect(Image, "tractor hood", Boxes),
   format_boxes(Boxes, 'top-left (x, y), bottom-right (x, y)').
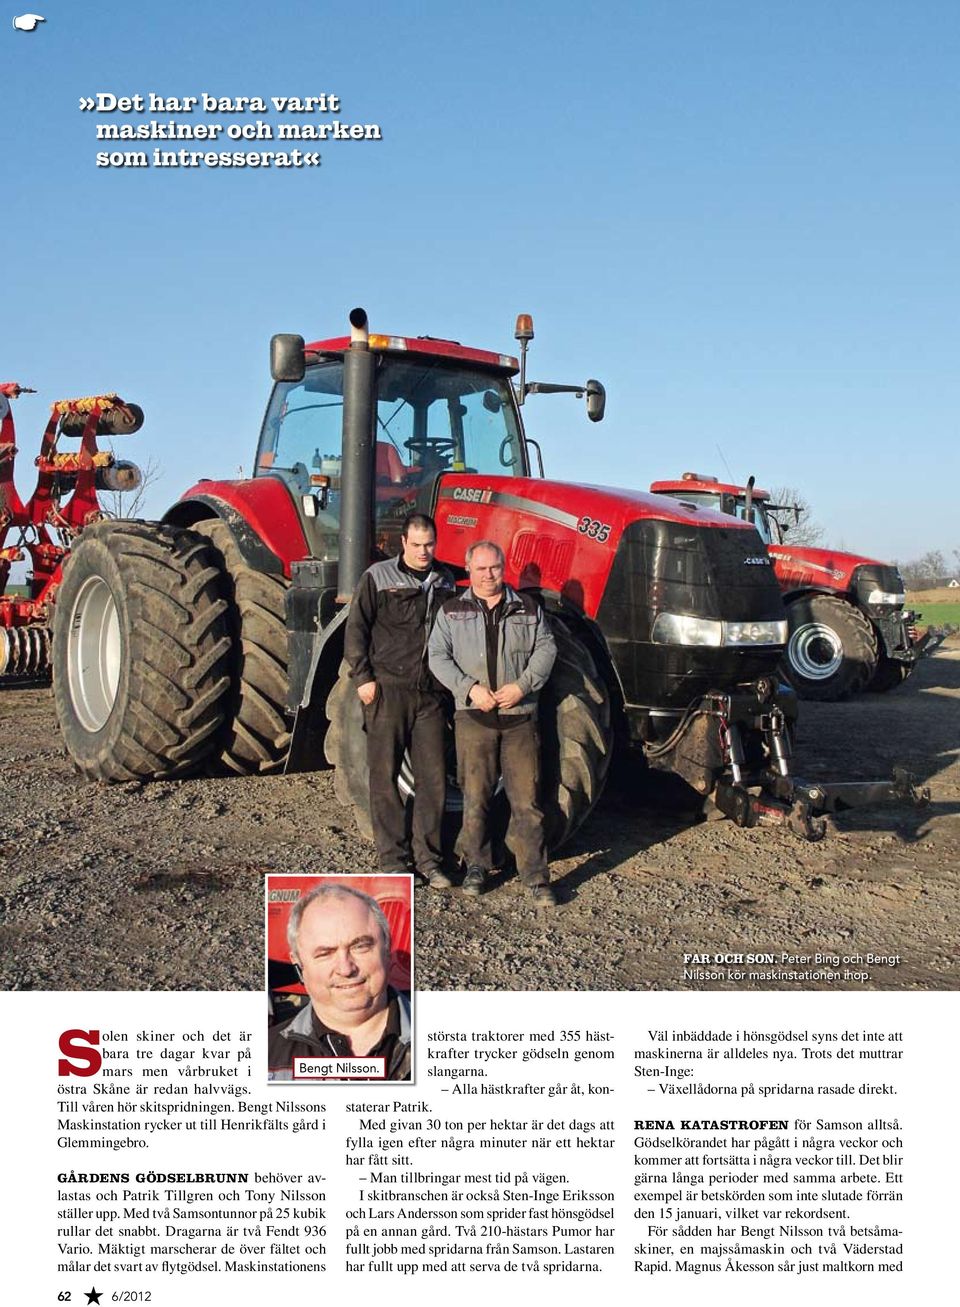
top-left (438, 475), bottom-right (757, 539)
top-left (769, 544), bottom-right (906, 605)
top-left (434, 474), bottom-right (770, 621)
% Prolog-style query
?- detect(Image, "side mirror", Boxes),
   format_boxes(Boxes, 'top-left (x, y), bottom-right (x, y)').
top-left (271, 334), bottom-right (305, 383)
top-left (586, 379), bottom-right (605, 423)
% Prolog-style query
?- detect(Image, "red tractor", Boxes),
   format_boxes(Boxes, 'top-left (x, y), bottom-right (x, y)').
top-left (51, 311), bottom-right (920, 843)
top-left (650, 473), bottom-right (919, 701)
top-left (0, 383), bottom-right (143, 680)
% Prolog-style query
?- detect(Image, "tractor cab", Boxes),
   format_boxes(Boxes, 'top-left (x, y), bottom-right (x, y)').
top-left (256, 335), bottom-right (528, 560)
top-left (650, 473), bottom-right (797, 547)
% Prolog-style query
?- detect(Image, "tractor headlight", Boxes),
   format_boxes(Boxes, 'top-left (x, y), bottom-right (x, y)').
top-left (722, 619), bottom-right (788, 645)
top-left (652, 613), bottom-right (787, 647)
top-left (651, 613), bottom-right (722, 646)
top-left (865, 589), bottom-right (905, 607)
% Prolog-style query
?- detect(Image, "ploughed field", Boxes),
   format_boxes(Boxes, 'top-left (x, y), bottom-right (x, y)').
top-left (0, 649), bottom-right (957, 993)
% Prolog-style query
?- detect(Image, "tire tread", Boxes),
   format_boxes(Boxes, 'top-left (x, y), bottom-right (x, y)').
top-left (53, 520), bottom-right (233, 781)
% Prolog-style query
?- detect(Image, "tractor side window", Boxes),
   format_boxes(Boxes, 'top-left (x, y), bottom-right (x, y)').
top-left (737, 504), bottom-right (773, 545)
top-left (755, 511), bottom-right (780, 545)
top-left (372, 360), bottom-right (524, 549)
top-left (458, 386), bottom-right (523, 473)
top-left (374, 361), bottom-right (522, 485)
top-left (256, 362), bottom-right (344, 555)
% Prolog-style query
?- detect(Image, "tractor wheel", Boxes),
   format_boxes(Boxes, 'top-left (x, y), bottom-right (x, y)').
top-left (52, 520), bottom-right (232, 782)
top-left (191, 518), bottom-right (292, 774)
top-left (869, 654), bottom-right (915, 693)
top-left (323, 665), bottom-right (375, 840)
top-left (782, 594), bottom-right (878, 701)
top-left (322, 619), bottom-right (613, 852)
top-left (538, 620), bottom-right (614, 848)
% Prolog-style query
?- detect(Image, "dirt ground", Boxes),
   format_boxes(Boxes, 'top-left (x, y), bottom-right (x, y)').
top-left (1, 648), bottom-right (957, 994)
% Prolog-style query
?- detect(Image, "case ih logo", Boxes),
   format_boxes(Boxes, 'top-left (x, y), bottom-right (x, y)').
top-left (769, 551), bottom-right (846, 581)
top-left (452, 487), bottom-right (493, 504)
top-left (743, 556), bottom-right (771, 565)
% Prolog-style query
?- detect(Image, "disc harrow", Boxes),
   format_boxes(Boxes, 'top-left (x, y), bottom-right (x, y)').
top-left (0, 382), bottom-right (143, 682)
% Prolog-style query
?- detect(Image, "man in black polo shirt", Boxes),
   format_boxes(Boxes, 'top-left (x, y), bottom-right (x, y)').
top-left (268, 884), bottom-right (411, 1081)
top-left (344, 512), bottom-right (455, 885)
top-left (428, 540), bottom-right (558, 906)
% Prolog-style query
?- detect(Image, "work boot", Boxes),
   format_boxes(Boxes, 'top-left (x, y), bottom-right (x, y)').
top-left (461, 866), bottom-right (487, 898)
top-left (425, 867), bottom-right (453, 890)
top-left (530, 883), bottom-right (558, 909)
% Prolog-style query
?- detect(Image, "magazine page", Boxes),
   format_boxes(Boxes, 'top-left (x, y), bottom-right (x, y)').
top-left (2, 1), bottom-right (956, 1302)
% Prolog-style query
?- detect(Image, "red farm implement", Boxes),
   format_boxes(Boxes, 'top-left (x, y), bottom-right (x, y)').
top-left (0, 382), bottom-right (143, 679)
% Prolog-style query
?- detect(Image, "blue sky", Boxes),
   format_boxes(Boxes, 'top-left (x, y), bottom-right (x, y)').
top-left (2, 0), bottom-right (958, 563)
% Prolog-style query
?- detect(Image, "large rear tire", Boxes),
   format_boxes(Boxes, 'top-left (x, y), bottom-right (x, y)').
top-left (324, 663), bottom-right (375, 840)
top-left (192, 519), bottom-right (292, 773)
top-left (53, 521), bottom-right (232, 781)
top-left (538, 620), bottom-right (613, 847)
top-left (323, 619), bottom-right (613, 852)
top-left (781, 594), bottom-right (878, 701)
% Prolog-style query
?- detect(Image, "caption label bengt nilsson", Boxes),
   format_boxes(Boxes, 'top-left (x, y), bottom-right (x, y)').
top-left (81, 92), bottom-right (383, 169)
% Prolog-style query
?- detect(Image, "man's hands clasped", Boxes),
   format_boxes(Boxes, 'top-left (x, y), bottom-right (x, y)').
top-left (468, 682), bottom-right (523, 712)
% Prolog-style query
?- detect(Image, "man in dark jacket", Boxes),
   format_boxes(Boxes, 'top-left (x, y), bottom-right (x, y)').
top-left (268, 884), bottom-right (411, 1081)
top-left (343, 512), bottom-right (456, 885)
top-left (428, 540), bottom-right (558, 906)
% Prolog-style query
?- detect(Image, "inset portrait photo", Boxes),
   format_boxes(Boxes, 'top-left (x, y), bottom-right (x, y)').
top-left (265, 874), bottom-right (413, 1083)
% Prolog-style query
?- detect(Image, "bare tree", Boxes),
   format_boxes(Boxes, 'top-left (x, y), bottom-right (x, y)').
top-left (765, 484), bottom-right (825, 548)
top-left (899, 550), bottom-right (948, 590)
top-left (99, 451), bottom-right (163, 520)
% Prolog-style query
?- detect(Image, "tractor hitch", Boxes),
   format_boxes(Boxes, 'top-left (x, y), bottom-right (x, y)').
top-left (713, 781), bottom-right (827, 841)
top-left (787, 767), bottom-right (930, 814)
top-left (713, 767), bottom-right (929, 842)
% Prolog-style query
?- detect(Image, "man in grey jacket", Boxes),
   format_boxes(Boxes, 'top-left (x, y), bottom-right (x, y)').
top-left (428, 540), bottom-right (558, 906)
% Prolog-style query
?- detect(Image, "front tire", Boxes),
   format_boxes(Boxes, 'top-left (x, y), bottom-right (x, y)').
top-left (53, 521), bottom-right (232, 781)
top-left (191, 519), bottom-right (292, 773)
top-left (782, 594), bottom-right (878, 701)
top-left (869, 654), bottom-right (914, 693)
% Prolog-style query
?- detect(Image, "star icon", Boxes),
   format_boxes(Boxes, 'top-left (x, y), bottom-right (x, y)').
top-left (85, 1290), bottom-right (103, 1305)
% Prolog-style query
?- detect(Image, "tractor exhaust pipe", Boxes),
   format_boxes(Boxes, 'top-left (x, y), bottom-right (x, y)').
top-left (337, 307), bottom-right (376, 603)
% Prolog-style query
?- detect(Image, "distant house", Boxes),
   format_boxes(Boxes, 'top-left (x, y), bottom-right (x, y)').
top-left (949, 578), bottom-right (960, 589)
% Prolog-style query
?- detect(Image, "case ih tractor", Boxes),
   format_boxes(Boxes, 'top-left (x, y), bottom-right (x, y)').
top-left (51, 311), bottom-right (920, 844)
top-left (650, 474), bottom-right (918, 701)
top-left (0, 382), bottom-right (143, 680)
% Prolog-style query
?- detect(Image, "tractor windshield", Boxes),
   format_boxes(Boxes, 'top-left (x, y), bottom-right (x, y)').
top-left (256, 355), bottom-right (524, 556)
top-left (666, 489), bottom-right (778, 546)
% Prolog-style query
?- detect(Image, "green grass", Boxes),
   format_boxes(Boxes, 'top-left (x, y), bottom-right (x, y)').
top-left (912, 602), bottom-right (960, 626)
top-left (2, 585), bottom-right (30, 598)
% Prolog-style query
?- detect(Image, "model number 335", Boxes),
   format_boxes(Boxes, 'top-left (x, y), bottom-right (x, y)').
top-left (577, 516), bottom-right (611, 542)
